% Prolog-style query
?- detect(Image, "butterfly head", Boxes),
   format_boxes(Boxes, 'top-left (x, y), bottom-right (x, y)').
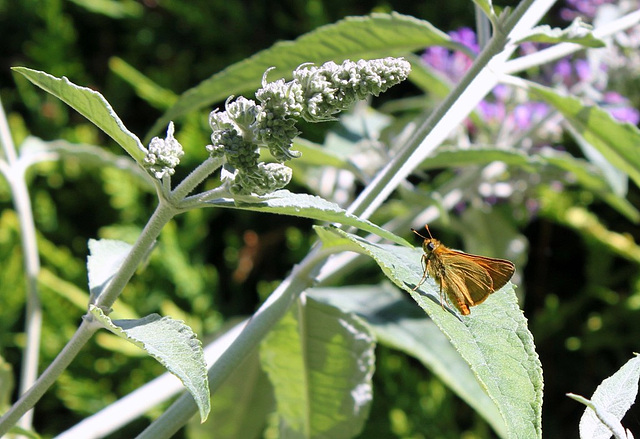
top-left (411, 225), bottom-right (441, 256)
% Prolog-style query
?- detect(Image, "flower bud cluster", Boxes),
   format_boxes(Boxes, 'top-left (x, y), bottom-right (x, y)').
top-left (144, 122), bottom-right (184, 179)
top-left (294, 58), bottom-right (411, 122)
top-left (206, 57), bottom-right (411, 195)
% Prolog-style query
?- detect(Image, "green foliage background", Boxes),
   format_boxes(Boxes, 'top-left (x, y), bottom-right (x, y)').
top-left (1, 0), bottom-right (639, 438)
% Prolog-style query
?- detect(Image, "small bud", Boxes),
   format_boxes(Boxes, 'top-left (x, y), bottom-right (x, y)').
top-left (231, 162), bottom-right (292, 196)
top-left (144, 122), bottom-right (184, 179)
top-left (226, 96), bottom-right (260, 137)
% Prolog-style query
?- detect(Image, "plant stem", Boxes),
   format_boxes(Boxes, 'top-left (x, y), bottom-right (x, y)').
top-left (94, 200), bottom-right (176, 309)
top-left (170, 156), bottom-right (224, 202)
top-left (345, 0), bottom-right (550, 222)
top-left (0, 98), bottom-right (43, 431)
top-left (137, 245), bottom-right (328, 438)
top-left (0, 319), bottom-right (100, 436)
top-left (0, 135), bottom-right (224, 435)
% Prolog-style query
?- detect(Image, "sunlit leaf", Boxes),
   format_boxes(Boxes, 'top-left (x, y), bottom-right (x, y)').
top-left (315, 225), bottom-right (543, 439)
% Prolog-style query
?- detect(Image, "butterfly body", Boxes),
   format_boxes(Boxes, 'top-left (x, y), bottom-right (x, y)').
top-left (413, 226), bottom-right (515, 315)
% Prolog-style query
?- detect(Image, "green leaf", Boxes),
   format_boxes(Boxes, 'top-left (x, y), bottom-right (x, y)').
top-left (147, 12), bottom-right (452, 139)
top-left (528, 81), bottom-right (640, 189)
top-left (573, 354), bottom-right (640, 439)
top-left (11, 67), bottom-right (147, 164)
top-left (418, 145), bottom-right (639, 223)
top-left (0, 356), bottom-right (13, 414)
top-left (87, 239), bottom-right (132, 303)
top-left (421, 146), bottom-right (537, 171)
top-left (109, 57), bottom-right (178, 111)
top-left (308, 283), bottom-right (508, 438)
top-left (314, 226), bottom-right (543, 439)
top-left (542, 151), bottom-right (639, 222)
top-left (89, 305), bottom-right (211, 422)
top-left (289, 138), bottom-right (351, 169)
top-left (67, 0), bottom-right (143, 19)
top-left (260, 295), bottom-right (375, 439)
top-left (188, 348), bottom-right (274, 439)
top-left (516, 18), bottom-right (605, 48)
top-left (472, 0), bottom-right (498, 23)
top-left (207, 190), bottom-right (409, 246)
top-left (20, 137), bottom-right (154, 190)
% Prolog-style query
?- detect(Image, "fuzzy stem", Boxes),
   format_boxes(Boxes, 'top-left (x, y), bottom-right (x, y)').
top-left (0, 143), bottom-right (225, 435)
top-left (0, 319), bottom-right (100, 436)
top-left (136, 245), bottom-right (329, 438)
top-left (0, 98), bottom-right (43, 430)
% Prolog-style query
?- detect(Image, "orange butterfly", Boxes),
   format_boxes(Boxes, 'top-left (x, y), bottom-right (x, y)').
top-left (412, 225), bottom-right (515, 315)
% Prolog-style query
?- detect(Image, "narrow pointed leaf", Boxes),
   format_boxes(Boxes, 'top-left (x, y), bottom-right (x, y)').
top-left (12, 67), bottom-right (147, 163)
top-left (575, 355), bottom-right (640, 439)
top-left (308, 283), bottom-right (507, 437)
top-left (89, 305), bottom-right (210, 421)
top-left (517, 18), bottom-right (605, 47)
top-left (314, 226), bottom-right (543, 439)
top-left (528, 81), bottom-right (640, 188)
top-left (147, 12), bottom-right (452, 139)
top-left (20, 137), bottom-right (153, 190)
top-left (207, 189), bottom-right (409, 246)
top-left (260, 295), bottom-right (375, 439)
top-left (417, 145), bottom-right (639, 222)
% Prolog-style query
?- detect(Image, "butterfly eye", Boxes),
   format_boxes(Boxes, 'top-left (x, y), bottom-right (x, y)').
top-left (426, 242), bottom-right (435, 251)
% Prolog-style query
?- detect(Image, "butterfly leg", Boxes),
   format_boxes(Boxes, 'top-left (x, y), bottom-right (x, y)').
top-left (413, 254), bottom-right (430, 291)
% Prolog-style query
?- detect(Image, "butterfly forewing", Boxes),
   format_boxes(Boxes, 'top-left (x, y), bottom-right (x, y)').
top-left (461, 252), bottom-right (516, 291)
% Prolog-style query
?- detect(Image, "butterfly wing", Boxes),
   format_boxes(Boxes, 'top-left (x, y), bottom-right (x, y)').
top-left (462, 253), bottom-right (516, 291)
top-left (441, 250), bottom-right (515, 309)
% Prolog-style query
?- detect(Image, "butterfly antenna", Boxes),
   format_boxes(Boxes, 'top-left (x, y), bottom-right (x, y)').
top-left (424, 224), bottom-right (434, 239)
top-left (411, 228), bottom-right (427, 240)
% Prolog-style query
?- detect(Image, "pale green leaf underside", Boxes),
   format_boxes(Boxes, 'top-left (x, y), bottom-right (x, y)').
top-left (207, 189), bottom-right (409, 246)
top-left (314, 226), bottom-right (543, 439)
top-left (12, 67), bottom-right (147, 164)
top-left (89, 306), bottom-right (211, 421)
top-left (517, 19), bottom-right (605, 48)
top-left (578, 354), bottom-right (640, 439)
top-left (147, 12), bottom-right (453, 139)
top-left (569, 394), bottom-right (629, 439)
top-left (87, 239), bottom-right (132, 302)
top-left (260, 295), bottom-right (375, 439)
top-left (528, 81), bottom-right (640, 190)
top-left (308, 283), bottom-right (507, 438)
top-left (20, 137), bottom-right (153, 190)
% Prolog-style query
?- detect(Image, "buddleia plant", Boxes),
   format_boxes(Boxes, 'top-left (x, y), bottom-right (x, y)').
top-left (1, 57), bottom-right (411, 437)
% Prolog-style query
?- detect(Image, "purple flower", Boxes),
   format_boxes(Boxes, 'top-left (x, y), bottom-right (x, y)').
top-left (421, 27), bottom-right (479, 83)
top-left (449, 27), bottom-right (479, 54)
top-left (478, 100), bottom-right (505, 122)
top-left (553, 59), bottom-right (573, 86)
top-left (574, 59), bottom-right (591, 82)
top-left (608, 107), bottom-right (640, 124)
top-left (602, 93), bottom-right (640, 124)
